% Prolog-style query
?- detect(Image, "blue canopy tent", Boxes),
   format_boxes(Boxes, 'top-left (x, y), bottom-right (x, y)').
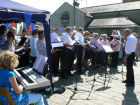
top-left (0, 0), bottom-right (52, 87)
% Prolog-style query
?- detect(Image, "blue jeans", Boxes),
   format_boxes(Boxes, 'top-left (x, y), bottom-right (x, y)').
top-left (27, 93), bottom-right (49, 105)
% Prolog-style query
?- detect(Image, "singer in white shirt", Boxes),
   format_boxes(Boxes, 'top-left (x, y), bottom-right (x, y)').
top-left (51, 29), bottom-right (61, 43)
top-left (123, 29), bottom-right (137, 87)
top-left (74, 28), bottom-right (85, 74)
top-left (74, 30), bottom-right (85, 46)
top-left (61, 27), bottom-right (75, 78)
top-left (50, 28), bottom-right (61, 76)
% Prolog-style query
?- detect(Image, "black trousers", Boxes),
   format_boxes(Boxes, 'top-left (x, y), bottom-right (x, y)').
top-left (18, 50), bottom-right (30, 67)
top-left (61, 47), bottom-right (75, 76)
top-left (126, 52), bottom-right (135, 85)
top-left (75, 45), bottom-right (85, 73)
top-left (52, 51), bottom-right (61, 75)
top-left (111, 51), bottom-right (119, 67)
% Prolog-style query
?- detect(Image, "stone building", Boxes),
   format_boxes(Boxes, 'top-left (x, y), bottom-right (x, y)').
top-left (50, 0), bottom-right (140, 35)
top-left (50, 2), bottom-right (92, 28)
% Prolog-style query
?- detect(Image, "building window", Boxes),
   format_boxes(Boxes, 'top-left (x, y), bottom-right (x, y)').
top-left (61, 14), bottom-right (69, 27)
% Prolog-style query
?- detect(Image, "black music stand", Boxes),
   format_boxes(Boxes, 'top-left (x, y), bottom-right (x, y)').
top-left (102, 45), bottom-right (118, 86)
top-left (66, 41), bottom-right (90, 105)
top-left (83, 45), bottom-right (113, 100)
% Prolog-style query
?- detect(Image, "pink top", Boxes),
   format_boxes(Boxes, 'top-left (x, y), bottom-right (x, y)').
top-left (91, 38), bottom-right (103, 52)
top-left (111, 39), bottom-right (121, 52)
top-left (101, 40), bottom-right (110, 45)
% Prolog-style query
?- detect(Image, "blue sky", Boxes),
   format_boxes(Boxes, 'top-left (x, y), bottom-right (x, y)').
top-left (12, 0), bottom-right (122, 14)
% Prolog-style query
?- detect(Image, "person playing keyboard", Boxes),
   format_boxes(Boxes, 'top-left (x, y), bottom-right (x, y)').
top-left (0, 51), bottom-right (49, 105)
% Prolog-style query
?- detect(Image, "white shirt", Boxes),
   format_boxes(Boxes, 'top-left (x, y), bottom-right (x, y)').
top-left (125, 34), bottom-right (137, 54)
top-left (51, 32), bottom-right (61, 43)
top-left (61, 32), bottom-right (75, 49)
top-left (74, 32), bottom-right (85, 46)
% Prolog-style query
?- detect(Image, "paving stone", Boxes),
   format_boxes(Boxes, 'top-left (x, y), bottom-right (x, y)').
top-left (47, 61), bottom-right (140, 105)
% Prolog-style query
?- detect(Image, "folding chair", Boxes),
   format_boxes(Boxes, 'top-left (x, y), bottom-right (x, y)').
top-left (0, 87), bottom-right (15, 105)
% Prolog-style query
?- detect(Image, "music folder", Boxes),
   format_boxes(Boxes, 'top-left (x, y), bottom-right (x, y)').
top-left (51, 42), bottom-right (63, 48)
top-left (102, 45), bottom-right (113, 53)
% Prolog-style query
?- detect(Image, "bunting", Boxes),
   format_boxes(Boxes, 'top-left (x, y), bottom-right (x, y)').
top-left (24, 13), bottom-right (32, 30)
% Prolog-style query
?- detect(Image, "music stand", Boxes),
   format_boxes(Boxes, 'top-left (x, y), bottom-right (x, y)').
top-left (66, 41), bottom-right (90, 105)
top-left (102, 45), bottom-right (118, 86)
top-left (85, 45), bottom-right (113, 100)
top-left (51, 42), bottom-right (63, 48)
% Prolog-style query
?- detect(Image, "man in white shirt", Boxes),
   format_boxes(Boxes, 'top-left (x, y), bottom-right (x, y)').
top-left (51, 28), bottom-right (61, 43)
top-left (50, 28), bottom-right (61, 76)
top-left (123, 29), bottom-right (137, 87)
top-left (61, 27), bottom-right (75, 79)
top-left (74, 28), bottom-right (85, 74)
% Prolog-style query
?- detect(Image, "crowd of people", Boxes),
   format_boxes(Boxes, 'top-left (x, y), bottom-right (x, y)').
top-left (51, 27), bottom-right (140, 79)
top-left (0, 24), bottom-right (139, 104)
top-left (0, 25), bottom-right (49, 105)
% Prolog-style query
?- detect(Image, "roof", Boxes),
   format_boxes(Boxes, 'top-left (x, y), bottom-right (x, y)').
top-left (58, 2), bottom-right (92, 18)
top-left (75, 7), bottom-right (92, 18)
top-left (88, 17), bottom-right (138, 28)
top-left (0, 0), bottom-right (50, 23)
top-left (0, 0), bottom-right (49, 13)
top-left (81, 1), bottom-right (140, 14)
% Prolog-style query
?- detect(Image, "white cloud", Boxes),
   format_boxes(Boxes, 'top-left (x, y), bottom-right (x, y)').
top-left (12, 0), bottom-right (122, 14)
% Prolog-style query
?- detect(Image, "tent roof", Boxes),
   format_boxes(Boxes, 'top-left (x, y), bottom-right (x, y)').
top-left (88, 17), bottom-right (138, 28)
top-left (0, 0), bottom-right (50, 23)
top-left (0, 0), bottom-right (49, 14)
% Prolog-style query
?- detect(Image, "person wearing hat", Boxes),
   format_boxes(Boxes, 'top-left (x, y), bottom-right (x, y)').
top-left (110, 35), bottom-right (121, 68)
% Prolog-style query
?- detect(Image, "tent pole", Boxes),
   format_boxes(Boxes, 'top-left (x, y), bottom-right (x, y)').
top-left (43, 22), bottom-right (53, 94)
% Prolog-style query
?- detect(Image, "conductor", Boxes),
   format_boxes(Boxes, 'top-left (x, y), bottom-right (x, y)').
top-left (123, 29), bottom-right (137, 87)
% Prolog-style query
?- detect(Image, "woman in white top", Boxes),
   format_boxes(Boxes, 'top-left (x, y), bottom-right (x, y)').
top-left (101, 34), bottom-right (110, 67)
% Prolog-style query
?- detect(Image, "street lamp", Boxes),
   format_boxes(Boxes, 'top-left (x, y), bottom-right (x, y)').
top-left (73, 0), bottom-right (80, 27)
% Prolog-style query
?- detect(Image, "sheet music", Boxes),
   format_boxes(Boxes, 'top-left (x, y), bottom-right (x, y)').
top-left (51, 42), bottom-right (63, 48)
top-left (102, 45), bottom-right (113, 53)
top-left (15, 46), bottom-right (25, 52)
top-left (33, 55), bottom-right (48, 73)
top-left (91, 45), bottom-right (96, 48)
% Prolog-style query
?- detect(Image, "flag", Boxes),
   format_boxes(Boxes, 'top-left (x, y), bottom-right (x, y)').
top-left (60, 28), bottom-right (64, 34)
top-left (24, 13), bottom-right (32, 30)
top-left (32, 23), bottom-right (35, 31)
top-left (28, 26), bottom-right (32, 35)
top-left (77, 28), bottom-right (79, 32)
top-left (11, 22), bottom-right (15, 28)
top-left (5, 23), bottom-right (9, 30)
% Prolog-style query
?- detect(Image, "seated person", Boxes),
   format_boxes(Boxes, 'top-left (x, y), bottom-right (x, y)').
top-left (0, 51), bottom-right (49, 105)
